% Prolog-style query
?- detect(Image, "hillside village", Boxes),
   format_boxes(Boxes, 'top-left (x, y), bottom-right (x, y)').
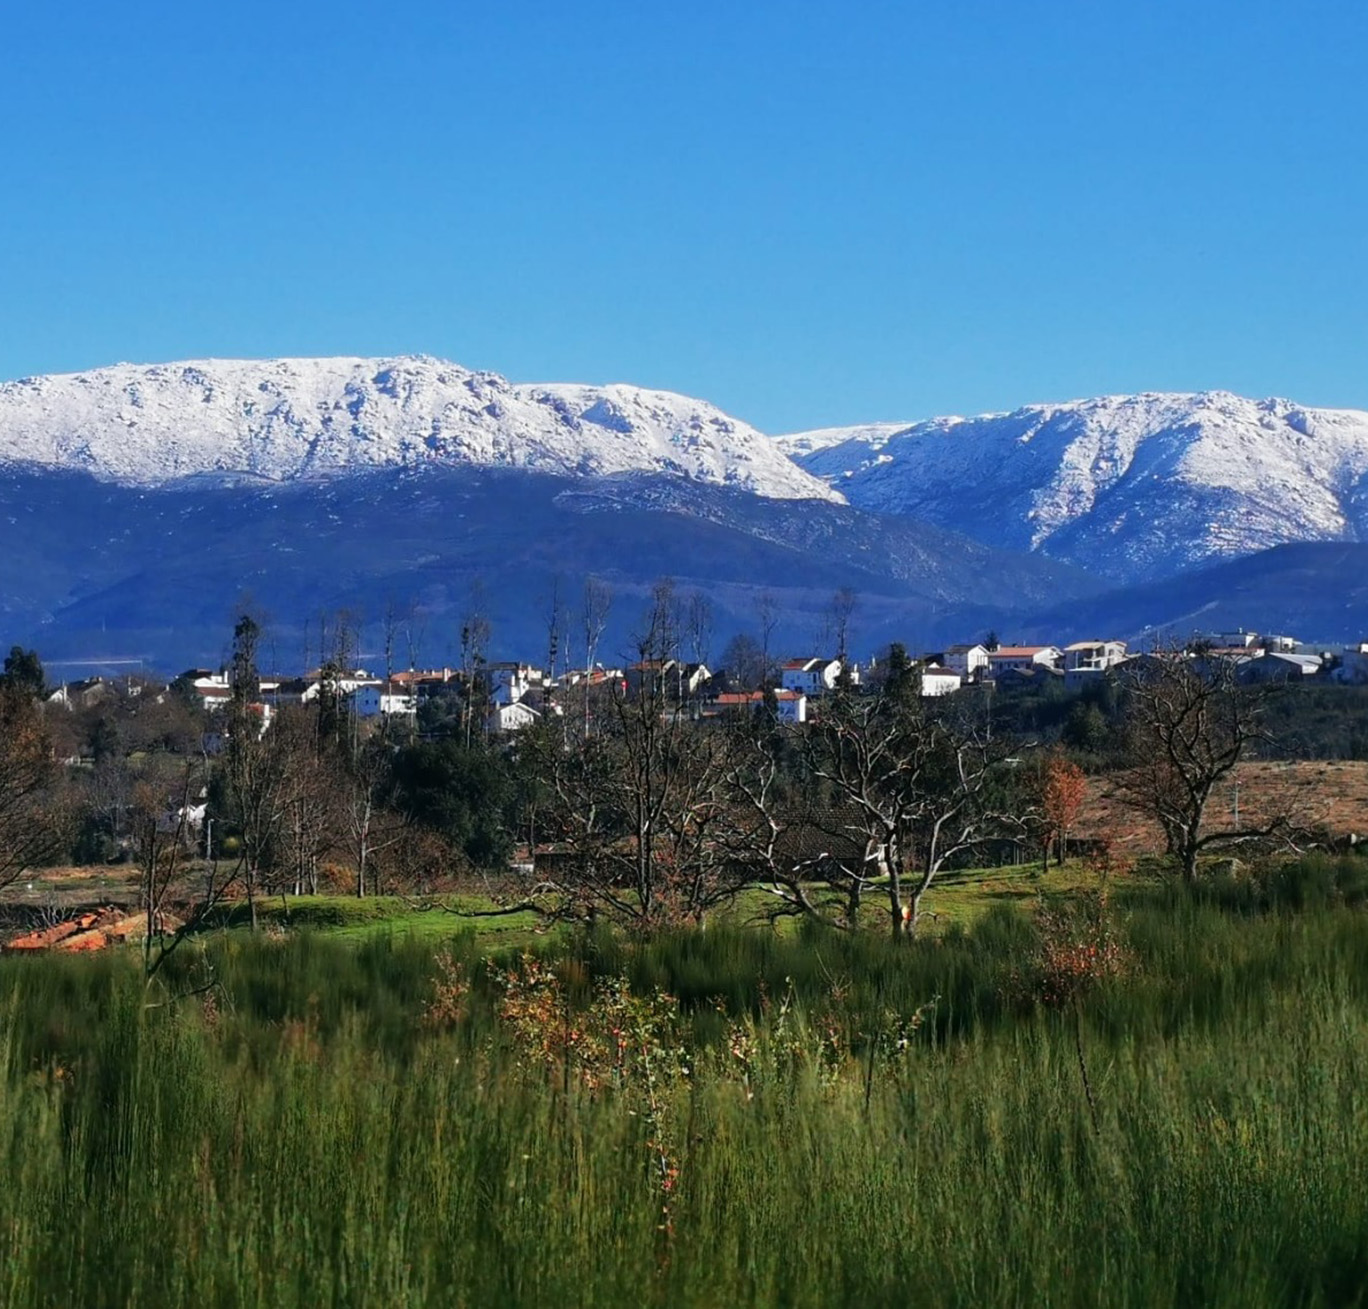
top-left (127, 629), bottom-right (1368, 739)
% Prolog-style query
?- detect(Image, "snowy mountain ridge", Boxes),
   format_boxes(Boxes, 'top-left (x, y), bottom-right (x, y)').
top-left (0, 355), bottom-right (841, 502)
top-left (778, 391), bottom-right (1368, 581)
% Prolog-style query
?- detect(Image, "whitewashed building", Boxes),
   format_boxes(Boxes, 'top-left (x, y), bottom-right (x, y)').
top-left (351, 681), bottom-right (418, 718)
top-left (919, 666), bottom-right (962, 697)
top-left (942, 644), bottom-right (990, 679)
top-left (1063, 641), bottom-right (1128, 690)
top-left (987, 646), bottom-right (1063, 677)
top-left (488, 701), bottom-right (540, 734)
top-left (781, 658), bottom-right (855, 696)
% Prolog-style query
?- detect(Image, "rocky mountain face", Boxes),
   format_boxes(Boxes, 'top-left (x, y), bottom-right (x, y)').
top-left (779, 392), bottom-right (1368, 582)
top-left (0, 355), bottom-right (839, 503)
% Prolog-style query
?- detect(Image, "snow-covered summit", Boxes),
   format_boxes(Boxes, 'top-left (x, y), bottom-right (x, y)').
top-left (780, 391), bottom-right (1368, 581)
top-left (0, 356), bottom-right (842, 502)
top-left (774, 421), bottom-right (915, 460)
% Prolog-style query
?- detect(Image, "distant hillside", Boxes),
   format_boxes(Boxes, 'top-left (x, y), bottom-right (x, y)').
top-left (0, 467), bottom-right (1101, 671)
top-left (1016, 542), bottom-right (1368, 646)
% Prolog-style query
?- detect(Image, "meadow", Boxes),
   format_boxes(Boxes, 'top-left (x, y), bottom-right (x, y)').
top-left (1, 858), bottom-right (1367, 1307)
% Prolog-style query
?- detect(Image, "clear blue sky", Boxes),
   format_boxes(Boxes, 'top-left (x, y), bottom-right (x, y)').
top-left (3, 1), bottom-right (1366, 432)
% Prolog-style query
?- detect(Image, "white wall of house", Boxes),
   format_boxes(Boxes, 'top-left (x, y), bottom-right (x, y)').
top-left (488, 701), bottom-right (539, 734)
top-left (1064, 641), bottom-right (1127, 672)
top-left (352, 685), bottom-right (417, 718)
top-left (488, 664), bottom-right (542, 706)
top-left (1337, 647), bottom-right (1368, 684)
top-left (988, 647), bottom-right (1062, 676)
top-left (781, 659), bottom-right (844, 696)
top-left (920, 668), bottom-right (962, 697)
top-left (943, 645), bottom-right (989, 677)
top-left (774, 691), bottom-right (807, 723)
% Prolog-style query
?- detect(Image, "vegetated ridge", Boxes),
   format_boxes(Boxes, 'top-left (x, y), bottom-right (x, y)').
top-left (1017, 541), bottom-right (1368, 646)
top-left (0, 466), bottom-right (1102, 669)
top-left (779, 391), bottom-right (1368, 582)
top-left (0, 355), bottom-right (839, 503)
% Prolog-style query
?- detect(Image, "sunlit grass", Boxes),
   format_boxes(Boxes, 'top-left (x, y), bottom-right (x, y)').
top-left (1, 869), bottom-right (1367, 1306)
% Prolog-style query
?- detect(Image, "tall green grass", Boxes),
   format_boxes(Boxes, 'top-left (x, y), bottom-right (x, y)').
top-left (1, 892), bottom-right (1366, 1306)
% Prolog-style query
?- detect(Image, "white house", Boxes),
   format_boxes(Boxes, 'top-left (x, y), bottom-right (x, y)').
top-left (47, 677), bottom-right (109, 710)
top-left (772, 689), bottom-right (808, 722)
top-left (351, 681), bottom-right (418, 718)
top-left (1336, 642), bottom-right (1368, 684)
top-left (1064, 640), bottom-right (1127, 673)
top-left (1205, 630), bottom-right (1261, 649)
top-left (1238, 651), bottom-right (1323, 683)
top-left (301, 673), bottom-right (376, 703)
top-left (987, 646), bottom-right (1063, 677)
top-left (781, 658), bottom-right (853, 696)
top-left (919, 666), bottom-right (962, 697)
top-left (942, 644), bottom-right (990, 679)
top-left (1063, 640), bottom-right (1128, 690)
top-left (487, 662), bottom-right (542, 706)
top-left (488, 701), bottom-right (540, 734)
top-left (714, 689), bottom-right (809, 723)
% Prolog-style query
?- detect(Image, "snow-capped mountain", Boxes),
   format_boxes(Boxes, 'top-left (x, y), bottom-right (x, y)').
top-left (0, 356), bottom-right (840, 502)
top-left (778, 392), bottom-right (1368, 581)
top-left (772, 421), bottom-right (912, 460)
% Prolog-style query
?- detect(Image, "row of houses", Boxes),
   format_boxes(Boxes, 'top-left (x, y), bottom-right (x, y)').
top-left (930, 631), bottom-right (1368, 691)
top-left (45, 628), bottom-right (1368, 747)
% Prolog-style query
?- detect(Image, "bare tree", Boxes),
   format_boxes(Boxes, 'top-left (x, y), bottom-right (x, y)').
top-left (544, 576), bottom-right (565, 684)
top-left (0, 684), bottom-right (67, 891)
top-left (315, 611), bottom-right (360, 755)
top-left (278, 711), bottom-right (339, 895)
top-left (130, 755), bottom-right (228, 982)
top-left (711, 711), bottom-right (886, 931)
top-left (505, 584), bottom-right (751, 929)
top-left (579, 575), bottom-right (612, 737)
top-left (459, 584), bottom-right (492, 749)
top-left (719, 632), bottom-right (766, 692)
top-left (804, 654), bottom-right (1013, 938)
top-left (223, 614), bottom-right (295, 928)
top-left (1114, 651), bottom-right (1292, 881)
top-left (816, 587), bottom-right (858, 665)
top-left (343, 731), bottom-right (405, 897)
top-left (755, 590), bottom-right (781, 690)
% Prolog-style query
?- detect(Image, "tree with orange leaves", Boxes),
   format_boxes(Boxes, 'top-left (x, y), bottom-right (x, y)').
top-left (1040, 750), bottom-right (1088, 870)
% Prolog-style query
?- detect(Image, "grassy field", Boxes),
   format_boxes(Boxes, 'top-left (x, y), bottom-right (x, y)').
top-left (1, 857), bottom-right (1367, 1306)
top-left (210, 861), bottom-right (1118, 945)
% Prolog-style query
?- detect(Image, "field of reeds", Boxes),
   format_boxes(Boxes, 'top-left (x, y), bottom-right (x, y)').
top-left (2, 857), bottom-right (1368, 1307)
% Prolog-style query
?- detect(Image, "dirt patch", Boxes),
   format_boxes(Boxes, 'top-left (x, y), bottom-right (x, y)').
top-left (1074, 760), bottom-right (1368, 856)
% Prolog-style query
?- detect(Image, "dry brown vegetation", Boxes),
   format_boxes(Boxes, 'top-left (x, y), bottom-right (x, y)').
top-left (1076, 760), bottom-right (1368, 856)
